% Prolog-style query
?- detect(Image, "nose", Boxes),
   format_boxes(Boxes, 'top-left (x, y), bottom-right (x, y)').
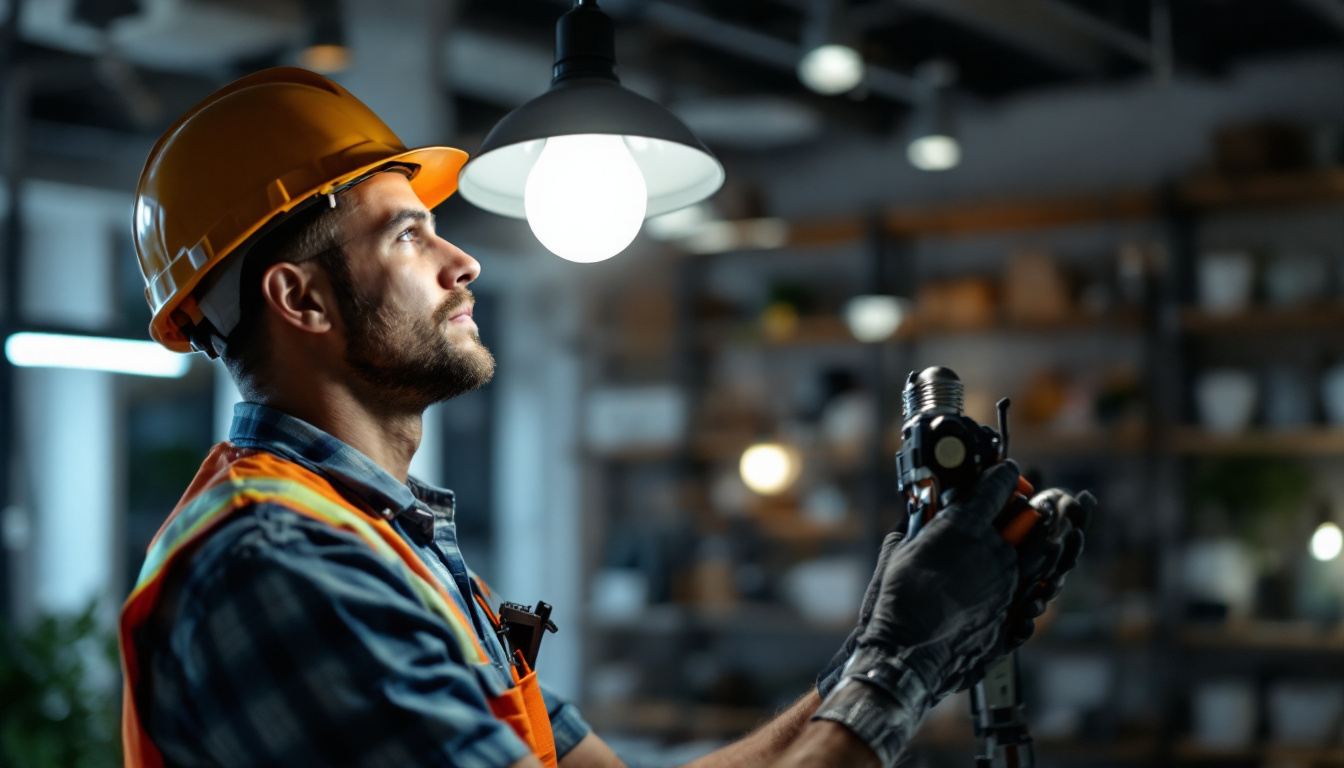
top-left (437, 236), bottom-right (480, 289)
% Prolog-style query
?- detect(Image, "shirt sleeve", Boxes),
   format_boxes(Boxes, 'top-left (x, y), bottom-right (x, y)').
top-left (538, 679), bottom-right (593, 758)
top-left (151, 503), bottom-right (533, 768)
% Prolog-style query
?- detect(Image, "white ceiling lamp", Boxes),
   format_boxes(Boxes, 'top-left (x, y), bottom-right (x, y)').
top-left (458, 0), bottom-right (725, 264)
top-left (797, 0), bottom-right (865, 96)
top-left (298, 0), bottom-right (351, 74)
top-left (907, 59), bottom-right (961, 172)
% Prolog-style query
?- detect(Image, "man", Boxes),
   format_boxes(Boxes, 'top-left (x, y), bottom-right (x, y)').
top-left (120, 68), bottom-right (1091, 768)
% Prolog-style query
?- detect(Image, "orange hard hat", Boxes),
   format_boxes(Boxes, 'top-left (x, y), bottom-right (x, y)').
top-left (134, 67), bottom-right (469, 353)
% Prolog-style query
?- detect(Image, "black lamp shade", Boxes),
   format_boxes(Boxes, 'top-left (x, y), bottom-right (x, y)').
top-left (457, 2), bottom-right (724, 220)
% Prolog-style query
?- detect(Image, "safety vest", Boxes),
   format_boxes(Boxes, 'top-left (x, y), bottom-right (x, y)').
top-left (118, 443), bottom-right (557, 768)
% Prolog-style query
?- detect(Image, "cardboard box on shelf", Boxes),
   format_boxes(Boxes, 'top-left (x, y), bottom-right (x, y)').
top-left (1004, 249), bottom-right (1072, 325)
top-left (916, 277), bottom-right (997, 330)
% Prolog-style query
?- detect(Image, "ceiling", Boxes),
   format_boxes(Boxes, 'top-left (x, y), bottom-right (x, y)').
top-left (7, 0), bottom-right (1344, 186)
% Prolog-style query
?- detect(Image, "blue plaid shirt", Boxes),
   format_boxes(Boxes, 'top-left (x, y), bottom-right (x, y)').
top-left (138, 403), bottom-right (591, 768)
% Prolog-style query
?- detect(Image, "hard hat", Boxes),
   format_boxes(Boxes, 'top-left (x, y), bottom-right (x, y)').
top-left (134, 67), bottom-right (469, 354)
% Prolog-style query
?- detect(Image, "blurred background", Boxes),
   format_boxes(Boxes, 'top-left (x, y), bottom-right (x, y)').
top-left (3, 0), bottom-right (1344, 766)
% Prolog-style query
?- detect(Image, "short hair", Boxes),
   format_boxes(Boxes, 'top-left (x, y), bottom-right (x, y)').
top-left (219, 201), bottom-right (349, 398)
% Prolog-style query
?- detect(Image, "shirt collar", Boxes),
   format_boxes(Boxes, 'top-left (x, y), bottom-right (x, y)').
top-left (228, 402), bottom-right (451, 532)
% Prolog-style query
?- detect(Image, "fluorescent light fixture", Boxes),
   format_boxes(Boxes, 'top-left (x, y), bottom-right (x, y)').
top-left (5, 333), bottom-right (191, 378)
top-left (908, 134), bottom-right (961, 171)
top-left (844, 295), bottom-right (911, 342)
top-left (798, 44), bottom-right (865, 95)
top-left (1312, 521), bottom-right (1343, 562)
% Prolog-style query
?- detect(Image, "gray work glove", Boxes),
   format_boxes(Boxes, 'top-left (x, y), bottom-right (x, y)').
top-left (998, 488), bottom-right (1095, 650)
top-left (816, 530), bottom-right (904, 700)
top-left (812, 461), bottom-right (1022, 767)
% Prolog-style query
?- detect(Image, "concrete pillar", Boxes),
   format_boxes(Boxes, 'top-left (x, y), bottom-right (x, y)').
top-left (491, 262), bottom-right (584, 700)
top-left (19, 180), bottom-right (123, 617)
top-left (335, 0), bottom-right (456, 148)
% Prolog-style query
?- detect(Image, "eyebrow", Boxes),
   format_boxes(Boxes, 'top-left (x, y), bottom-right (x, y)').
top-left (381, 209), bottom-right (435, 237)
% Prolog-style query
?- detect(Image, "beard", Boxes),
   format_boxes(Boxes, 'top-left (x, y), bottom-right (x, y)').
top-left (338, 279), bottom-right (496, 412)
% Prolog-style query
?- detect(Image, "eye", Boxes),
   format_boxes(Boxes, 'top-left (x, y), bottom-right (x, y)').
top-left (397, 227), bottom-right (416, 242)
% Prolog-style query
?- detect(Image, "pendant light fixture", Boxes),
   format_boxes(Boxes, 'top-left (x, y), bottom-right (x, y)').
top-left (299, 0), bottom-right (351, 74)
top-left (797, 0), bottom-right (865, 96)
top-left (458, 0), bottom-right (725, 263)
top-left (906, 59), bottom-right (960, 172)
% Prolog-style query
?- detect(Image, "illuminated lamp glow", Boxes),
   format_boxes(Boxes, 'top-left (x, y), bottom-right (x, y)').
top-left (907, 134), bottom-right (961, 172)
top-left (797, 44), bottom-right (866, 96)
top-left (5, 333), bottom-right (191, 378)
top-left (739, 442), bottom-right (800, 496)
top-left (1312, 522), bottom-right (1343, 562)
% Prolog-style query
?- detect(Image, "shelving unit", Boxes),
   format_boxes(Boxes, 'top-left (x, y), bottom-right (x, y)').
top-left (578, 168), bottom-right (1344, 766)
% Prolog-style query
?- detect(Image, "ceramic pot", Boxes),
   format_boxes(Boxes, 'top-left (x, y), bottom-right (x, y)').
top-left (1322, 364), bottom-right (1344, 425)
top-left (1197, 251), bottom-right (1255, 314)
top-left (1194, 368), bottom-right (1258, 433)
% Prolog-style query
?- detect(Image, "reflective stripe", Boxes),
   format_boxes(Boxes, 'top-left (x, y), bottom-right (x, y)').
top-left (132, 476), bottom-right (488, 666)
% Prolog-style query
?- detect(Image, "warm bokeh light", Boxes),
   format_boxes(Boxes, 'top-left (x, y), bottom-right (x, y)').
top-left (299, 44), bottom-right (351, 74)
top-left (1311, 522), bottom-right (1343, 562)
top-left (739, 442), bottom-right (799, 495)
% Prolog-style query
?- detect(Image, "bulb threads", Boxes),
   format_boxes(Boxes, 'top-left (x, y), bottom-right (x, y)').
top-left (902, 366), bottom-right (965, 421)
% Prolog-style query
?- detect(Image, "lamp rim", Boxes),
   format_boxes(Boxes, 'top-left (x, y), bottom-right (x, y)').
top-left (467, 79), bottom-right (718, 162)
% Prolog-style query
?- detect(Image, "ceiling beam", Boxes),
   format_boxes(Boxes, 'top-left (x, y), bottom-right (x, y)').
top-left (1290, 0), bottom-right (1344, 35)
top-left (898, 0), bottom-right (1115, 76)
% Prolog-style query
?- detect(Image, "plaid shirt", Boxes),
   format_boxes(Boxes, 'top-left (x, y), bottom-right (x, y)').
top-left (138, 403), bottom-right (591, 768)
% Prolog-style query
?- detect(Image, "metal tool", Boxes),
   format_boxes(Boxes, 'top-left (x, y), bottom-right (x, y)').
top-left (497, 601), bottom-right (558, 670)
top-left (895, 366), bottom-right (1037, 768)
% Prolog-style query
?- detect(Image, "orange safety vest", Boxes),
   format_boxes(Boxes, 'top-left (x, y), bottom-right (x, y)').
top-left (118, 443), bottom-right (558, 768)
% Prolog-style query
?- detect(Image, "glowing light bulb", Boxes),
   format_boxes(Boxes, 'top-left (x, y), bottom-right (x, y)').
top-left (739, 442), bottom-right (800, 496)
top-left (1312, 522), bottom-right (1343, 562)
top-left (908, 135), bottom-right (961, 171)
top-left (523, 134), bottom-right (648, 263)
top-left (844, 295), bottom-right (911, 343)
top-left (798, 44), bottom-right (865, 95)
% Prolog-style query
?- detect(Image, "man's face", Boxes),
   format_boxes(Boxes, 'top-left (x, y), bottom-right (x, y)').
top-left (328, 172), bottom-right (495, 410)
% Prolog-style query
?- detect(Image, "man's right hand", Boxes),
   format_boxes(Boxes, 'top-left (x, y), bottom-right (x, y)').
top-left (811, 461), bottom-right (1024, 767)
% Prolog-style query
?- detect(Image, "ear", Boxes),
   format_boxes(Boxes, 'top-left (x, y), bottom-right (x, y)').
top-left (259, 261), bottom-right (336, 335)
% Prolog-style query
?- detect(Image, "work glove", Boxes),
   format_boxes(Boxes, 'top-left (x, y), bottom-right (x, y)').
top-left (812, 461), bottom-right (1022, 767)
top-left (998, 488), bottom-right (1095, 651)
top-left (815, 529), bottom-right (904, 700)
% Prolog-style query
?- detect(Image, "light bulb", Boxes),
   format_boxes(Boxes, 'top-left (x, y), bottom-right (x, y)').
top-left (1312, 522), bottom-right (1343, 562)
top-left (798, 44), bottom-right (865, 95)
top-left (908, 135), bottom-right (961, 171)
top-left (523, 134), bottom-right (648, 263)
top-left (844, 295), bottom-right (911, 342)
top-left (739, 442), bottom-right (799, 496)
